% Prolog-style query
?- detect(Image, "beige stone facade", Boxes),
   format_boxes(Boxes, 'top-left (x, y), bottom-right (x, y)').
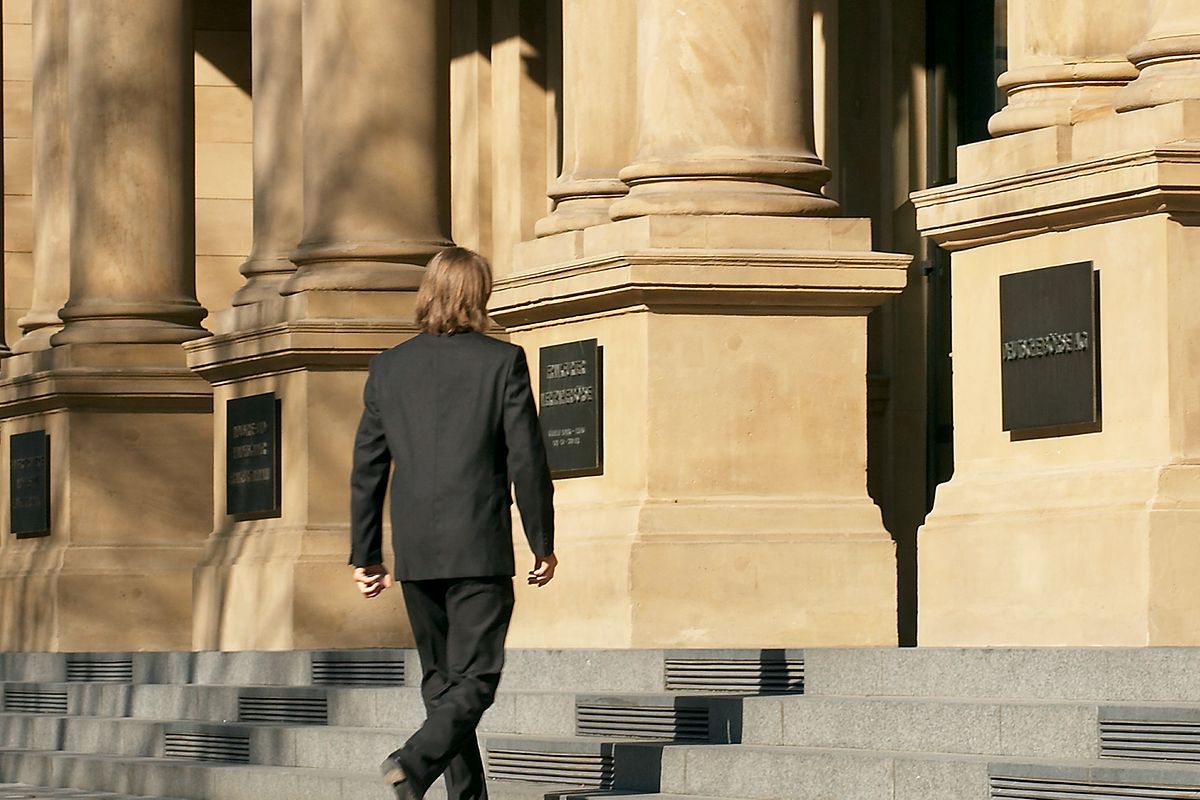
top-left (3, 0), bottom-right (1193, 651)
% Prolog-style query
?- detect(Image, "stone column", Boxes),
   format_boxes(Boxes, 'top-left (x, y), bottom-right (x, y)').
top-left (989, 0), bottom-right (1145, 136)
top-left (285, 0), bottom-right (452, 293)
top-left (608, 0), bottom-right (836, 220)
top-left (15, 0), bottom-right (70, 353)
top-left (534, 0), bottom-right (636, 237)
top-left (1115, 0), bottom-right (1200, 111)
top-left (232, 0), bottom-right (303, 307)
top-left (53, 0), bottom-right (206, 346)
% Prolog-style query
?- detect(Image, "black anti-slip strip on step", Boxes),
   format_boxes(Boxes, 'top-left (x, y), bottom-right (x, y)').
top-left (163, 731), bottom-right (250, 764)
top-left (237, 692), bottom-right (328, 724)
top-left (311, 657), bottom-right (405, 686)
top-left (664, 657), bottom-right (805, 693)
top-left (991, 776), bottom-right (1200, 800)
top-left (2, 688), bottom-right (68, 714)
top-left (486, 749), bottom-right (614, 788)
top-left (1101, 719), bottom-right (1200, 763)
top-left (66, 656), bottom-right (133, 684)
top-left (576, 703), bottom-right (709, 741)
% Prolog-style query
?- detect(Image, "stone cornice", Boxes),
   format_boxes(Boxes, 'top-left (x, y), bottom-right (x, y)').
top-left (0, 366), bottom-right (211, 415)
top-left (184, 318), bottom-right (419, 385)
top-left (0, 344), bottom-right (212, 415)
top-left (490, 249), bottom-right (910, 330)
top-left (912, 145), bottom-right (1200, 251)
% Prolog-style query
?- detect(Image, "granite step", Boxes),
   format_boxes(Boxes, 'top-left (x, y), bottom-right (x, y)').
top-left (0, 682), bottom-right (577, 733)
top-left (0, 747), bottom-right (643, 800)
top-left (0, 685), bottom-right (750, 744)
top-left (0, 783), bottom-right (180, 800)
top-left (0, 650), bottom-right (806, 698)
top-left (658, 743), bottom-right (1200, 800)
top-left (0, 711), bottom-right (689, 783)
top-left (741, 694), bottom-right (1102, 758)
top-left (804, 649), bottom-right (1200, 703)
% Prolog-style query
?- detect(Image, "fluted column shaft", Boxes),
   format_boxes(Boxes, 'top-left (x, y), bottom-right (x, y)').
top-left (989, 0), bottom-right (1145, 136)
top-left (1116, 0), bottom-right (1200, 111)
top-left (609, 0), bottom-right (835, 220)
top-left (16, 0), bottom-right (69, 352)
top-left (534, 0), bottom-right (636, 237)
top-left (54, 0), bottom-right (205, 346)
top-left (285, 0), bottom-right (452, 293)
top-left (233, 0), bottom-right (303, 307)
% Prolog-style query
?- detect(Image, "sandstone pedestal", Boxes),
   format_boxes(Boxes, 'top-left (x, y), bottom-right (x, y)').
top-left (0, 345), bottom-right (211, 651)
top-left (491, 216), bottom-right (908, 648)
top-left (184, 296), bottom-right (416, 650)
top-left (182, 0), bottom-right (447, 650)
top-left (913, 101), bottom-right (1200, 645)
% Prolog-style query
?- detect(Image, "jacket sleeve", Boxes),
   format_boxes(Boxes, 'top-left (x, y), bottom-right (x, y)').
top-left (503, 346), bottom-right (555, 557)
top-left (348, 362), bottom-right (392, 567)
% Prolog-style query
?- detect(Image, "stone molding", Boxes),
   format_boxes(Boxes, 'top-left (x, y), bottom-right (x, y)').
top-left (493, 216), bottom-right (909, 330)
top-left (913, 145), bottom-right (1200, 251)
top-left (184, 320), bottom-right (417, 385)
top-left (0, 346), bottom-right (211, 416)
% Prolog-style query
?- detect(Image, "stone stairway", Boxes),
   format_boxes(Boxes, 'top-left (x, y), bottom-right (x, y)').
top-left (4, 648), bottom-right (1200, 799)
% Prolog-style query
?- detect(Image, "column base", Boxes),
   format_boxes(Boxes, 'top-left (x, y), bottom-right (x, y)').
top-left (494, 215), bottom-right (908, 648)
top-left (285, 238), bottom-right (452, 293)
top-left (919, 464), bottom-right (1200, 646)
top-left (231, 255), bottom-right (297, 307)
top-left (1115, 34), bottom-right (1200, 112)
top-left (192, 523), bottom-right (412, 651)
top-left (610, 157), bottom-right (838, 219)
top-left (0, 344), bottom-right (212, 651)
top-left (52, 302), bottom-right (209, 346)
top-left (10, 325), bottom-right (61, 355)
top-left (185, 291), bottom-right (421, 650)
top-left (988, 61), bottom-right (1138, 137)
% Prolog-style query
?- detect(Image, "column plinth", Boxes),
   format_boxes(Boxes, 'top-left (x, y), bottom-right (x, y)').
top-left (282, 0), bottom-right (451, 294)
top-left (0, 1), bottom-right (214, 652)
top-left (608, 0), bottom-right (836, 220)
top-left (186, 0), bottom-right (453, 649)
top-left (913, 98), bottom-right (1200, 645)
top-left (498, 217), bottom-right (906, 647)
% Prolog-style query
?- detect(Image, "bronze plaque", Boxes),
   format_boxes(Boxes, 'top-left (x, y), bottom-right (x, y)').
top-left (1000, 262), bottom-right (1099, 432)
top-left (538, 339), bottom-right (603, 478)
top-left (226, 393), bottom-right (282, 518)
top-left (10, 430), bottom-right (50, 537)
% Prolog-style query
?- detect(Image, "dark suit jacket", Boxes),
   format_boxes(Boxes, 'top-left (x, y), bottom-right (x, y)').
top-left (349, 331), bottom-right (555, 581)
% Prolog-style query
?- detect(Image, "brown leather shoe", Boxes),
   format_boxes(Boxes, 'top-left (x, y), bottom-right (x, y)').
top-left (380, 754), bottom-right (419, 800)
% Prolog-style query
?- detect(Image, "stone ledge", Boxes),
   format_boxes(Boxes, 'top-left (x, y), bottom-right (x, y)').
top-left (492, 250), bottom-right (910, 330)
top-left (913, 145), bottom-right (1200, 250)
top-left (183, 319), bottom-right (418, 385)
top-left (0, 345), bottom-right (211, 415)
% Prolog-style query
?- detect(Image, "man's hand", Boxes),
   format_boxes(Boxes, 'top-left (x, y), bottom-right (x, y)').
top-left (353, 565), bottom-right (393, 598)
top-left (527, 553), bottom-right (557, 587)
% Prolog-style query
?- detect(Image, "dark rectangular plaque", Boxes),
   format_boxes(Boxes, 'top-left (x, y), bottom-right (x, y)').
top-left (539, 339), bottom-right (603, 478)
top-left (1000, 261), bottom-right (1099, 432)
top-left (10, 430), bottom-right (50, 537)
top-left (226, 392), bottom-right (281, 518)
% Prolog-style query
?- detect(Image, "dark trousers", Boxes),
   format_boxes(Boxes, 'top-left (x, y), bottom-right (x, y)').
top-left (395, 577), bottom-right (515, 800)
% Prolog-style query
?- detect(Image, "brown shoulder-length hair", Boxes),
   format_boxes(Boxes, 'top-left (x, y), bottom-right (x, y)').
top-left (415, 247), bottom-right (493, 335)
